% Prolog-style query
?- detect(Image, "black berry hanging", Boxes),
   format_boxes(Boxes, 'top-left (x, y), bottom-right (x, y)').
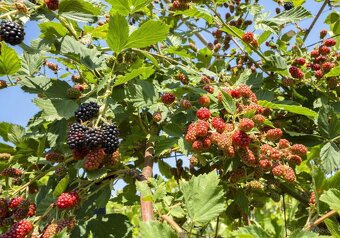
top-left (84, 128), bottom-right (104, 149)
top-left (74, 102), bottom-right (99, 122)
top-left (0, 21), bottom-right (25, 46)
top-left (101, 124), bottom-right (120, 154)
top-left (284, 2), bottom-right (294, 11)
top-left (67, 123), bottom-right (88, 149)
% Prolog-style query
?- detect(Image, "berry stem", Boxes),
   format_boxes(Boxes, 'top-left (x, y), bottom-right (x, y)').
top-left (161, 215), bottom-right (186, 238)
top-left (304, 209), bottom-right (337, 231)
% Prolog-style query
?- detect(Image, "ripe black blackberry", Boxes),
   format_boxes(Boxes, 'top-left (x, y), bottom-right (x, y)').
top-left (284, 2), bottom-right (294, 10)
top-left (84, 128), bottom-right (103, 149)
top-left (0, 21), bottom-right (25, 46)
top-left (74, 102), bottom-right (99, 122)
top-left (101, 124), bottom-right (120, 154)
top-left (67, 123), bottom-right (88, 149)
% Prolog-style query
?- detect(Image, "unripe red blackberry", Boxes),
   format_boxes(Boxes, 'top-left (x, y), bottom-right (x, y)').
top-left (67, 123), bottom-right (88, 149)
top-left (8, 197), bottom-right (24, 209)
top-left (259, 159), bottom-right (272, 170)
top-left (196, 107), bottom-right (211, 120)
top-left (200, 76), bottom-right (211, 84)
top-left (272, 163), bottom-right (285, 177)
top-left (84, 148), bottom-right (106, 171)
top-left (289, 66), bottom-right (304, 79)
top-left (185, 123), bottom-right (197, 143)
top-left (294, 58), bottom-right (306, 66)
top-left (310, 49), bottom-right (319, 58)
top-left (180, 99), bottom-right (192, 109)
top-left (237, 85), bottom-right (253, 98)
top-left (266, 128), bottom-right (283, 141)
top-left (314, 70), bottom-right (323, 79)
top-left (242, 32), bottom-right (254, 43)
top-left (323, 38), bottom-right (336, 47)
top-left (72, 148), bottom-right (89, 160)
top-left (203, 84), bottom-right (214, 94)
top-left (195, 120), bottom-right (209, 137)
top-left (246, 180), bottom-right (263, 190)
top-left (0, 80), bottom-right (7, 89)
top-left (278, 139), bottom-right (290, 149)
top-left (252, 114), bottom-right (266, 125)
top-left (290, 144), bottom-right (307, 156)
top-left (44, 0), bottom-right (59, 10)
top-left (322, 62), bottom-right (334, 72)
top-left (320, 29), bottom-right (327, 39)
top-left (189, 156), bottom-right (199, 166)
top-left (225, 145), bottom-right (235, 158)
top-left (109, 149), bottom-right (120, 165)
top-left (57, 191), bottom-right (80, 209)
top-left (74, 102), bottom-right (99, 122)
top-left (232, 130), bottom-right (251, 147)
top-left (198, 95), bottom-right (210, 106)
top-left (217, 133), bottom-right (232, 150)
top-left (161, 93), bottom-right (176, 105)
top-left (203, 137), bottom-right (212, 149)
top-left (46, 62), bottom-right (58, 71)
top-left (0, 21), bottom-right (25, 46)
top-left (192, 140), bottom-right (203, 151)
top-left (319, 45), bottom-right (330, 55)
top-left (312, 63), bottom-right (321, 71)
top-left (211, 117), bottom-right (226, 133)
top-left (152, 112), bottom-right (162, 122)
top-left (288, 154), bottom-right (302, 165)
top-left (45, 151), bottom-right (64, 163)
top-left (1, 220), bottom-right (33, 238)
top-left (41, 223), bottom-right (58, 238)
top-left (239, 147), bottom-right (257, 167)
top-left (0, 198), bottom-right (8, 218)
top-left (238, 118), bottom-right (254, 132)
top-left (309, 192), bottom-right (315, 206)
top-left (283, 166), bottom-right (296, 183)
top-left (1, 168), bottom-right (22, 177)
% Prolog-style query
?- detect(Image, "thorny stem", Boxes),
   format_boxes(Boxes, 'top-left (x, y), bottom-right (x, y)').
top-left (304, 210), bottom-right (338, 231)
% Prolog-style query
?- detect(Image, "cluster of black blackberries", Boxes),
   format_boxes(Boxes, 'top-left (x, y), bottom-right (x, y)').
top-left (67, 102), bottom-right (119, 155)
top-left (284, 2), bottom-right (294, 11)
top-left (0, 21), bottom-right (25, 46)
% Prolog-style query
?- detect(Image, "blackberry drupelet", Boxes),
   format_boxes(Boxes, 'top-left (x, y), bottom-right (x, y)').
top-left (84, 128), bottom-right (103, 149)
top-left (101, 124), bottom-right (120, 154)
top-left (0, 21), bottom-right (25, 46)
top-left (74, 102), bottom-right (99, 122)
top-left (284, 2), bottom-right (294, 11)
top-left (67, 123), bottom-right (88, 149)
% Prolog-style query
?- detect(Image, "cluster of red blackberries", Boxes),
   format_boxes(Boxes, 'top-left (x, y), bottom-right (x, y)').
top-left (0, 197), bottom-right (36, 237)
top-left (67, 102), bottom-right (120, 171)
top-left (286, 32), bottom-right (338, 91)
top-left (0, 21), bottom-right (25, 46)
top-left (185, 84), bottom-right (307, 183)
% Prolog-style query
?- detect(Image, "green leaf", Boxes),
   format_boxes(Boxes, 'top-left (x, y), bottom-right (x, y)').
top-left (95, 185), bottom-right (111, 208)
top-left (258, 101), bottom-right (318, 119)
top-left (108, 0), bottom-right (130, 16)
top-left (234, 225), bottom-right (271, 238)
top-left (289, 230), bottom-right (329, 238)
top-left (325, 66), bottom-right (340, 77)
top-left (139, 221), bottom-right (178, 238)
top-left (59, 0), bottom-right (100, 22)
top-left (136, 181), bottom-right (153, 201)
top-left (53, 175), bottom-right (69, 197)
top-left (106, 13), bottom-right (129, 54)
top-left (33, 98), bottom-right (78, 121)
top-left (317, 105), bottom-right (340, 139)
top-left (174, 6), bottom-right (214, 24)
top-left (86, 168), bottom-right (107, 181)
top-left (319, 189), bottom-right (340, 214)
top-left (181, 171), bottom-right (225, 226)
top-left (114, 66), bottom-right (154, 87)
top-left (256, 6), bottom-right (312, 34)
top-left (39, 22), bottom-right (68, 39)
top-left (154, 136), bottom-right (178, 156)
top-left (87, 214), bottom-right (133, 238)
top-left (325, 218), bottom-right (340, 237)
top-left (18, 52), bottom-right (45, 76)
top-left (320, 142), bottom-right (340, 174)
top-left (220, 90), bottom-right (236, 114)
top-left (197, 47), bottom-right (212, 66)
top-left (124, 20), bottom-right (169, 49)
top-left (262, 54), bottom-right (288, 72)
top-left (0, 42), bottom-right (21, 76)
top-left (7, 124), bottom-right (25, 145)
top-left (128, 0), bottom-right (153, 14)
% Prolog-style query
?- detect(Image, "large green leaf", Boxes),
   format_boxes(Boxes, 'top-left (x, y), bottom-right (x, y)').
top-left (256, 6), bottom-right (312, 34)
top-left (124, 20), bottom-right (169, 49)
top-left (114, 66), bottom-right (154, 87)
top-left (262, 54), bottom-right (288, 72)
top-left (325, 218), bottom-right (340, 237)
top-left (320, 142), bottom-right (340, 174)
top-left (317, 105), bottom-right (340, 139)
top-left (258, 101), bottom-right (318, 119)
top-left (220, 90), bottom-right (236, 114)
top-left (33, 98), bottom-right (78, 121)
top-left (139, 221), bottom-right (178, 238)
top-left (289, 230), bottom-right (330, 238)
top-left (319, 189), bottom-right (340, 214)
top-left (181, 171), bottom-right (225, 226)
top-left (0, 42), bottom-right (21, 76)
top-left (325, 66), bottom-right (340, 77)
top-left (128, 0), bottom-right (153, 14)
top-left (106, 13), bottom-right (129, 54)
top-left (108, 0), bottom-right (130, 15)
top-left (53, 175), bottom-right (69, 197)
top-left (59, 0), bottom-right (100, 22)
top-left (18, 52), bottom-right (45, 76)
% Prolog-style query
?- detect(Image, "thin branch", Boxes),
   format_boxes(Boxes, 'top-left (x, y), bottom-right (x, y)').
top-left (161, 215), bottom-right (186, 238)
top-left (303, 0), bottom-right (329, 42)
top-left (304, 210), bottom-right (338, 231)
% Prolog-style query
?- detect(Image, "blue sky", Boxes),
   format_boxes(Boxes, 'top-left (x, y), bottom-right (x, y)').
top-left (0, 0), bottom-right (333, 127)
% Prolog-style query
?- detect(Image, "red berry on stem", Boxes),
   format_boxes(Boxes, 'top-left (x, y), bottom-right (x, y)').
top-left (232, 130), bottom-right (251, 147)
top-left (57, 192), bottom-right (80, 209)
top-left (242, 32), bottom-right (254, 43)
top-left (196, 107), bottom-right (211, 120)
top-left (161, 93), bottom-right (176, 105)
